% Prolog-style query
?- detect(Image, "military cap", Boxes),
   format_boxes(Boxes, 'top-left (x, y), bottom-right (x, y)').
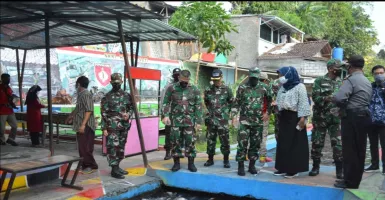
top-left (259, 72), bottom-right (268, 80)
top-left (110, 73), bottom-right (123, 83)
top-left (179, 70), bottom-right (191, 80)
top-left (327, 58), bottom-right (344, 69)
top-left (211, 69), bottom-right (223, 80)
top-left (173, 68), bottom-right (181, 75)
top-left (249, 68), bottom-right (261, 78)
top-left (347, 55), bottom-right (365, 68)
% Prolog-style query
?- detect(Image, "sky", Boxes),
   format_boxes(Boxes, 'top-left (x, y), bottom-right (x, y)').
top-left (165, 1), bottom-right (385, 53)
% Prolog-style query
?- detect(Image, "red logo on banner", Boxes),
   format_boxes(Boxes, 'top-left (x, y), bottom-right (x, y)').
top-left (94, 64), bottom-right (112, 86)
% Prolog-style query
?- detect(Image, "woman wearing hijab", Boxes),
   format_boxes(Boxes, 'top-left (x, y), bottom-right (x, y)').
top-left (25, 85), bottom-right (46, 147)
top-left (274, 66), bottom-right (311, 178)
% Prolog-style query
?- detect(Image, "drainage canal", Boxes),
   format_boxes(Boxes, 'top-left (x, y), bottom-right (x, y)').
top-left (131, 186), bottom-right (259, 200)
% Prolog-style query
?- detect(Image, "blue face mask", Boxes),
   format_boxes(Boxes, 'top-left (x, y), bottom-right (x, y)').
top-left (375, 74), bottom-right (385, 84)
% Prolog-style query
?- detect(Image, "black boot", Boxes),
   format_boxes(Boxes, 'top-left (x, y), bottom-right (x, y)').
top-left (164, 150), bottom-right (172, 160)
top-left (118, 165), bottom-right (128, 175)
top-left (248, 160), bottom-right (258, 175)
top-left (335, 161), bottom-right (343, 179)
top-left (111, 166), bottom-right (125, 179)
top-left (188, 157), bottom-right (197, 172)
top-left (309, 159), bottom-right (320, 176)
top-left (238, 161), bottom-right (245, 176)
top-left (204, 155), bottom-right (214, 167)
top-left (223, 154), bottom-right (230, 168)
top-left (171, 157), bottom-right (180, 172)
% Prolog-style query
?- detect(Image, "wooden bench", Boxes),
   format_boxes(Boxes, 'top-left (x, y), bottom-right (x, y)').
top-left (0, 155), bottom-right (83, 200)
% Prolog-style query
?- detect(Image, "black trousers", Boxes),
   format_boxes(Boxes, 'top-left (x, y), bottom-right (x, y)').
top-left (30, 132), bottom-right (40, 145)
top-left (368, 124), bottom-right (385, 167)
top-left (341, 110), bottom-right (371, 188)
top-left (77, 125), bottom-right (98, 170)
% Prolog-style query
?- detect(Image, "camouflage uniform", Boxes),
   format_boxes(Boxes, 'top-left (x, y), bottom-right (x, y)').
top-left (204, 77), bottom-right (233, 156)
top-left (101, 73), bottom-right (134, 167)
top-left (270, 79), bottom-right (280, 139)
top-left (232, 69), bottom-right (272, 162)
top-left (162, 74), bottom-right (203, 159)
top-left (311, 74), bottom-right (343, 162)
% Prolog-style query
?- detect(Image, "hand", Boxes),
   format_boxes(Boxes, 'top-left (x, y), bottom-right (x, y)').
top-left (298, 117), bottom-right (306, 130)
top-left (65, 116), bottom-right (73, 125)
top-left (122, 113), bottom-right (129, 121)
top-left (78, 125), bottom-right (86, 134)
top-left (103, 130), bottom-right (108, 137)
top-left (231, 117), bottom-right (238, 126)
top-left (162, 117), bottom-right (171, 126)
top-left (325, 96), bottom-right (333, 102)
top-left (262, 113), bottom-right (269, 122)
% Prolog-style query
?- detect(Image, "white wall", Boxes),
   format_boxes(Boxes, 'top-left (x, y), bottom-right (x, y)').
top-left (258, 39), bottom-right (277, 56)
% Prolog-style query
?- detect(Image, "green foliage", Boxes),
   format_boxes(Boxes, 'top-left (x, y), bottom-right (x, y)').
top-left (170, 1), bottom-right (238, 56)
top-left (230, 1), bottom-right (379, 57)
top-left (364, 54), bottom-right (385, 82)
top-left (378, 49), bottom-right (385, 60)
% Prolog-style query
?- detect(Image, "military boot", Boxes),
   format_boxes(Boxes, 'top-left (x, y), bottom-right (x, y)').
top-left (309, 159), bottom-right (320, 176)
top-left (111, 166), bottom-right (125, 179)
top-left (188, 157), bottom-right (197, 172)
top-left (248, 159), bottom-right (258, 175)
top-left (171, 157), bottom-right (180, 172)
top-left (204, 155), bottom-right (214, 167)
top-left (223, 154), bottom-right (231, 168)
top-left (118, 164), bottom-right (128, 175)
top-left (238, 161), bottom-right (245, 176)
top-left (335, 161), bottom-right (343, 179)
top-left (164, 150), bottom-right (172, 160)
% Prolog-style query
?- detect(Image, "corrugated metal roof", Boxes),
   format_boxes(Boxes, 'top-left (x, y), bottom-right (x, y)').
top-left (0, 1), bottom-right (197, 50)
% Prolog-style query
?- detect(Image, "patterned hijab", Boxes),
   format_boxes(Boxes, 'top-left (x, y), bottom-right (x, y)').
top-left (277, 66), bottom-right (301, 91)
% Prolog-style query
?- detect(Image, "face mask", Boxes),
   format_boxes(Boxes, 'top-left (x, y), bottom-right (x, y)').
top-left (2, 80), bottom-right (10, 85)
top-left (375, 74), bottom-right (385, 84)
top-left (278, 67), bottom-right (291, 84)
top-left (279, 76), bottom-right (288, 84)
top-left (112, 83), bottom-right (121, 91)
top-left (333, 70), bottom-right (342, 77)
top-left (180, 81), bottom-right (188, 88)
top-left (249, 77), bottom-right (259, 87)
top-left (173, 75), bottom-right (179, 83)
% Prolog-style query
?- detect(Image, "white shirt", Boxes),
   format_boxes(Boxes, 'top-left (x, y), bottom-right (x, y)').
top-left (277, 83), bottom-right (311, 118)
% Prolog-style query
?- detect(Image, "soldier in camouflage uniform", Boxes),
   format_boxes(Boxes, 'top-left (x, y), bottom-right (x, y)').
top-left (309, 59), bottom-right (344, 179)
top-left (232, 68), bottom-right (272, 176)
top-left (162, 70), bottom-right (203, 172)
top-left (160, 68), bottom-right (182, 160)
top-left (203, 69), bottom-right (233, 168)
top-left (101, 73), bottom-right (134, 179)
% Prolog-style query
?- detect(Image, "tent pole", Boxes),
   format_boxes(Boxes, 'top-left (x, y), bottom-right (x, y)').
top-left (134, 39), bottom-right (139, 67)
top-left (20, 50), bottom-right (27, 111)
top-left (15, 49), bottom-right (25, 135)
top-left (45, 14), bottom-right (54, 156)
top-left (117, 18), bottom-right (148, 167)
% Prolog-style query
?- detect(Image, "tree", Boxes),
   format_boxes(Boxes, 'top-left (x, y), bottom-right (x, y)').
top-left (378, 49), bottom-right (385, 60)
top-left (170, 1), bottom-right (237, 84)
top-left (230, 2), bottom-right (379, 58)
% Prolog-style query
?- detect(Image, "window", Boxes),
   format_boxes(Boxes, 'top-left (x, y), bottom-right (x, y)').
top-left (260, 24), bottom-right (272, 42)
top-left (273, 30), bottom-right (279, 44)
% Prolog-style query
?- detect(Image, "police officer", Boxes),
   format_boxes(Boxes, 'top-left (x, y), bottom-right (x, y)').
top-left (232, 68), bottom-right (272, 176)
top-left (160, 68), bottom-right (182, 160)
top-left (101, 73), bottom-right (134, 179)
top-left (162, 70), bottom-right (203, 172)
top-left (309, 59), bottom-right (343, 179)
top-left (333, 55), bottom-right (372, 189)
top-left (203, 69), bottom-right (233, 168)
